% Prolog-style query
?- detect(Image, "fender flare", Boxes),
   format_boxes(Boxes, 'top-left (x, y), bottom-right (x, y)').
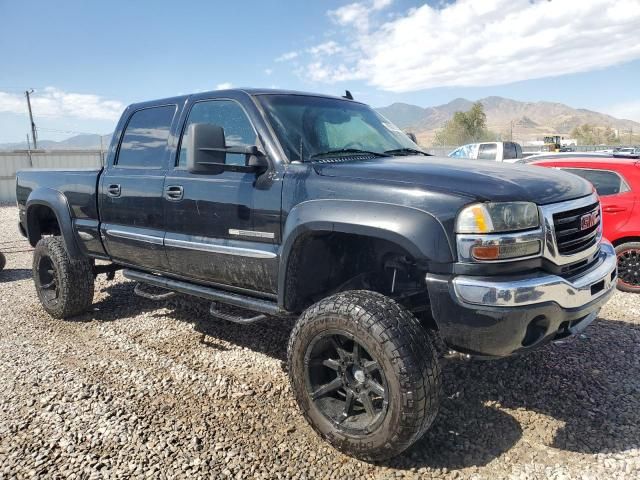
top-left (25, 188), bottom-right (82, 259)
top-left (277, 199), bottom-right (454, 307)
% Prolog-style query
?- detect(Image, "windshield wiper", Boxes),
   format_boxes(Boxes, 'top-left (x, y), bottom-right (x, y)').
top-left (310, 148), bottom-right (387, 160)
top-left (383, 148), bottom-right (431, 156)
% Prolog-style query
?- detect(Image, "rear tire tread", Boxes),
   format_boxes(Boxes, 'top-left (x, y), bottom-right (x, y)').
top-left (33, 236), bottom-right (94, 318)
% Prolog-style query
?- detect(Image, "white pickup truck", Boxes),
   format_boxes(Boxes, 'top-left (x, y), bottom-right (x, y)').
top-left (448, 141), bottom-right (523, 163)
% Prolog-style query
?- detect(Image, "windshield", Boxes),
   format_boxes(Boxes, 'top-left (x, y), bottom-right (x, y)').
top-left (258, 95), bottom-right (419, 162)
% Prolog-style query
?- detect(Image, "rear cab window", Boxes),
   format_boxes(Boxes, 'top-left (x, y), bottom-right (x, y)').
top-left (477, 143), bottom-right (497, 161)
top-left (561, 168), bottom-right (631, 196)
top-left (116, 105), bottom-right (176, 168)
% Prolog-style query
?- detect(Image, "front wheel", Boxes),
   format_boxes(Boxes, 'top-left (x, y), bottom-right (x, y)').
top-left (32, 236), bottom-right (95, 318)
top-left (287, 290), bottom-right (441, 461)
top-left (616, 242), bottom-right (640, 293)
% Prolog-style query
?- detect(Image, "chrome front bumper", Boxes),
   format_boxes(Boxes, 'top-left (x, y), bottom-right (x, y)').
top-left (452, 241), bottom-right (617, 309)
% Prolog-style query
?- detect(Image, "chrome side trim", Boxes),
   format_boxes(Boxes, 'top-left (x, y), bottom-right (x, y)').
top-left (229, 229), bottom-right (275, 240)
top-left (106, 229), bottom-right (164, 245)
top-left (457, 229), bottom-right (543, 263)
top-left (165, 237), bottom-right (277, 259)
top-left (452, 241), bottom-right (617, 308)
top-left (539, 192), bottom-right (602, 266)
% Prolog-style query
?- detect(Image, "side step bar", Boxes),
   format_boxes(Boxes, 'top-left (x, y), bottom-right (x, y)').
top-left (134, 283), bottom-right (176, 301)
top-left (123, 269), bottom-right (287, 317)
top-left (209, 302), bottom-right (267, 324)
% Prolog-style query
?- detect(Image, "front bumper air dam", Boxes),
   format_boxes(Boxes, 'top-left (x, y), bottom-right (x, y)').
top-left (427, 242), bottom-right (618, 358)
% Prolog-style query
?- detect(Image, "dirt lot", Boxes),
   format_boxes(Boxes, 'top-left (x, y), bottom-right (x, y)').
top-left (0, 204), bottom-right (639, 479)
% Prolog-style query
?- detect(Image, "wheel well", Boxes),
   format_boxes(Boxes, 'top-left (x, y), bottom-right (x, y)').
top-left (611, 236), bottom-right (640, 247)
top-left (27, 205), bottom-right (61, 246)
top-left (283, 231), bottom-right (433, 324)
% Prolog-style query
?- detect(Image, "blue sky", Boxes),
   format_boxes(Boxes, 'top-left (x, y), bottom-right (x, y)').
top-left (1, 0), bottom-right (639, 143)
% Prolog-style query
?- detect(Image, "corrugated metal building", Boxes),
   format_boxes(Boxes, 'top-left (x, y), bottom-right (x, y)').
top-left (0, 150), bottom-right (103, 202)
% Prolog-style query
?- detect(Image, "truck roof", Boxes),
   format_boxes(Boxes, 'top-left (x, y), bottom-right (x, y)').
top-left (127, 88), bottom-right (363, 110)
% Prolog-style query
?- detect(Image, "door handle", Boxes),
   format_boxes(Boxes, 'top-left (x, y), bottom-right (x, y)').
top-left (165, 185), bottom-right (184, 201)
top-left (107, 184), bottom-right (121, 197)
top-left (603, 205), bottom-right (627, 213)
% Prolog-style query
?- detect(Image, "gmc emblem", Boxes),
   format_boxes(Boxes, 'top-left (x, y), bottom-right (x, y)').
top-left (580, 212), bottom-right (598, 231)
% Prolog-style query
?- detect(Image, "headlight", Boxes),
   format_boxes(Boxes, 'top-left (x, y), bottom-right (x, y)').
top-left (456, 202), bottom-right (539, 234)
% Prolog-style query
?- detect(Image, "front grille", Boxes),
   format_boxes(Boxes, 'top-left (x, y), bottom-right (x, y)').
top-left (552, 201), bottom-right (600, 256)
top-left (559, 251), bottom-right (599, 279)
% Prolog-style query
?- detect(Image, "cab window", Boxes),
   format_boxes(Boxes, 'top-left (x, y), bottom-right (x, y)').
top-left (178, 100), bottom-right (257, 167)
top-left (503, 142), bottom-right (517, 160)
top-left (477, 143), bottom-right (497, 161)
top-left (116, 105), bottom-right (176, 168)
top-left (561, 168), bottom-right (630, 196)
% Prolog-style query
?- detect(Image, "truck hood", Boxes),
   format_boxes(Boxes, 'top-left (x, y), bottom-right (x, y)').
top-left (313, 156), bottom-right (592, 205)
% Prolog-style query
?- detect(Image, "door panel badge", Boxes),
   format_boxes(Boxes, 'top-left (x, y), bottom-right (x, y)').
top-left (229, 229), bottom-right (275, 239)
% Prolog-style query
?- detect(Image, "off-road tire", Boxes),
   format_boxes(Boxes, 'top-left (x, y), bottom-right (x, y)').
top-left (615, 242), bottom-right (640, 293)
top-left (0, 251), bottom-right (5, 271)
top-left (32, 236), bottom-right (94, 318)
top-left (287, 290), bottom-right (441, 461)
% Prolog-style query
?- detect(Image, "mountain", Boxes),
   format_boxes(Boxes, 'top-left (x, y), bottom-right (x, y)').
top-left (0, 133), bottom-right (112, 151)
top-left (377, 102), bottom-right (428, 128)
top-left (375, 96), bottom-right (640, 144)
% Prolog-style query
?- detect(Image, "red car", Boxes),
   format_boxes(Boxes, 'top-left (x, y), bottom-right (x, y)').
top-left (531, 156), bottom-right (640, 292)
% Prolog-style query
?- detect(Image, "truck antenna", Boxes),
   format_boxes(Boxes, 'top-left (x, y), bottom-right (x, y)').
top-left (343, 90), bottom-right (354, 100)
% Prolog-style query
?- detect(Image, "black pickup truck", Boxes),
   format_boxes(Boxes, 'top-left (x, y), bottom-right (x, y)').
top-left (16, 89), bottom-right (617, 460)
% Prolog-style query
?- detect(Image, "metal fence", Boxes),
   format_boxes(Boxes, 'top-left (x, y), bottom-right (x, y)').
top-left (0, 143), bottom-right (629, 202)
top-left (0, 150), bottom-right (103, 203)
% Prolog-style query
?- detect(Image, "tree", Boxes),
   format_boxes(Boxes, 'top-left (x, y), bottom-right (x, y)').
top-left (570, 124), bottom-right (620, 145)
top-left (434, 102), bottom-right (495, 146)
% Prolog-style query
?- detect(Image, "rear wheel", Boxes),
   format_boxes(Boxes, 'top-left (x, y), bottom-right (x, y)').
top-left (616, 242), bottom-right (640, 293)
top-left (32, 237), bottom-right (94, 318)
top-left (287, 290), bottom-right (441, 461)
top-left (0, 251), bottom-right (5, 271)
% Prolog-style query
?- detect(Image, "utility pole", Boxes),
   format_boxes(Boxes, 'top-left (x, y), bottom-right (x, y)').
top-left (510, 120), bottom-right (514, 142)
top-left (26, 134), bottom-right (33, 167)
top-left (25, 89), bottom-right (37, 149)
top-left (630, 127), bottom-right (633, 145)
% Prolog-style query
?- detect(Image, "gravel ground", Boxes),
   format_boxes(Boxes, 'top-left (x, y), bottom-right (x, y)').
top-left (0, 204), bottom-right (639, 480)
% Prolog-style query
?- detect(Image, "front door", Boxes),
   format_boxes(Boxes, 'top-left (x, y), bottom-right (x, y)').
top-left (163, 98), bottom-right (282, 294)
top-left (99, 104), bottom-right (177, 271)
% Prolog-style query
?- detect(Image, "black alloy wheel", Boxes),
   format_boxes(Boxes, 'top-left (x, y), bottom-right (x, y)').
top-left (36, 254), bottom-right (59, 305)
top-left (305, 331), bottom-right (389, 435)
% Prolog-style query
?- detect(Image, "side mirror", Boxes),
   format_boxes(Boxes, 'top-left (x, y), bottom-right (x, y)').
top-left (186, 123), bottom-right (226, 174)
top-left (247, 154), bottom-right (269, 173)
top-left (187, 123), bottom-right (267, 174)
top-left (406, 132), bottom-right (418, 143)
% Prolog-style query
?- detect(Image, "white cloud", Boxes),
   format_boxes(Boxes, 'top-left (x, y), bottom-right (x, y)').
top-left (329, 0), bottom-right (393, 32)
top-left (264, 68), bottom-right (273, 76)
top-left (275, 51), bottom-right (299, 62)
top-left (0, 87), bottom-right (124, 120)
top-left (215, 82), bottom-right (233, 90)
top-left (302, 0), bottom-right (640, 92)
top-left (308, 41), bottom-right (343, 56)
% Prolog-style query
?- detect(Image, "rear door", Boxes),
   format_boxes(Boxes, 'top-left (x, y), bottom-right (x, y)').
top-left (560, 167), bottom-right (635, 241)
top-left (163, 97), bottom-right (283, 294)
top-left (99, 104), bottom-right (177, 270)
